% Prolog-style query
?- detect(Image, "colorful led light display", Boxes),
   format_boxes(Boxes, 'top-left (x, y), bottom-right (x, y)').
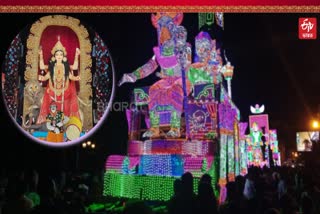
top-left (239, 122), bottom-right (248, 175)
top-left (245, 107), bottom-right (282, 168)
top-left (104, 12), bottom-right (246, 202)
top-left (104, 172), bottom-right (217, 201)
top-left (138, 155), bottom-right (184, 176)
top-left (184, 156), bottom-right (206, 178)
top-left (105, 155), bottom-right (126, 173)
top-left (227, 135), bottom-right (235, 182)
top-left (234, 122), bottom-right (240, 176)
top-left (127, 139), bottom-right (212, 156)
top-left (270, 129), bottom-right (281, 166)
top-left (219, 134), bottom-right (228, 186)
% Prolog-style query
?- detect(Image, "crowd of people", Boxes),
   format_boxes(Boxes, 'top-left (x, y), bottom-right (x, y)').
top-left (218, 165), bottom-right (320, 214)
top-left (164, 164), bottom-right (320, 214)
top-left (0, 169), bottom-right (104, 214)
top-left (0, 164), bottom-right (320, 214)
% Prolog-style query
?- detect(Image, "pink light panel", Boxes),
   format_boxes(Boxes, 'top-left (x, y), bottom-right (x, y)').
top-left (105, 155), bottom-right (126, 172)
top-left (127, 140), bottom-right (212, 156)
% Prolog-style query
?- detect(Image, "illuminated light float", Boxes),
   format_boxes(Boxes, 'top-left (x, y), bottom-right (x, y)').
top-left (105, 13), bottom-right (243, 202)
top-left (1, 15), bottom-right (114, 147)
top-left (246, 104), bottom-right (281, 167)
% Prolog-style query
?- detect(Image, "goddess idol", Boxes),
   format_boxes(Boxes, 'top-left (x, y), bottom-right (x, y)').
top-left (36, 37), bottom-right (81, 134)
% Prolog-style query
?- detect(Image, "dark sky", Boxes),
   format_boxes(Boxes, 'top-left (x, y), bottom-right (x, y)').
top-left (1, 13), bottom-right (320, 171)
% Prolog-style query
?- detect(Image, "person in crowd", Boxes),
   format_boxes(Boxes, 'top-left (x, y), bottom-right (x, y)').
top-left (196, 181), bottom-right (218, 214)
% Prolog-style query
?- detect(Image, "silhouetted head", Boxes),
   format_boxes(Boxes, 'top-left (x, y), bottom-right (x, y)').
top-left (181, 172), bottom-right (194, 195)
top-left (200, 173), bottom-right (212, 185)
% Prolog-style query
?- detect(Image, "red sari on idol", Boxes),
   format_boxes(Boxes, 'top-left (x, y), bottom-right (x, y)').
top-left (37, 77), bottom-right (80, 124)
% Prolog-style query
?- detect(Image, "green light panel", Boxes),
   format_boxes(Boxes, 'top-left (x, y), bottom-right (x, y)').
top-left (103, 172), bottom-right (217, 201)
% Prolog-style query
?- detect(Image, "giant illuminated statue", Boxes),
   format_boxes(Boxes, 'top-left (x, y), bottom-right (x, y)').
top-left (104, 13), bottom-right (242, 202)
top-left (119, 13), bottom-right (191, 138)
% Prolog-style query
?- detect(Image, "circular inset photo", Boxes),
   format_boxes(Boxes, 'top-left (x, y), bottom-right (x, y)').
top-left (1, 15), bottom-right (114, 147)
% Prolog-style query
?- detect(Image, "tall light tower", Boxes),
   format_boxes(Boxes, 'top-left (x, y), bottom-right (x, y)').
top-left (221, 62), bottom-right (234, 98)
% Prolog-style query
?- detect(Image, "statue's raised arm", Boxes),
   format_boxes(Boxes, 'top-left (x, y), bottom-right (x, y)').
top-left (119, 13), bottom-right (192, 139)
top-left (69, 48), bottom-right (81, 81)
top-left (118, 55), bottom-right (158, 86)
top-left (71, 48), bottom-right (80, 71)
top-left (39, 48), bottom-right (46, 70)
top-left (38, 47), bottom-right (50, 82)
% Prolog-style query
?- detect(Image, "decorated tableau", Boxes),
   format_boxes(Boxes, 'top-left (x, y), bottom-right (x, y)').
top-left (245, 105), bottom-right (281, 167)
top-left (105, 12), bottom-right (242, 203)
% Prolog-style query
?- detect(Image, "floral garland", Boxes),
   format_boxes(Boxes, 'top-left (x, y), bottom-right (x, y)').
top-left (92, 33), bottom-right (112, 122)
top-left (3, 35), bottom-right (22, 117)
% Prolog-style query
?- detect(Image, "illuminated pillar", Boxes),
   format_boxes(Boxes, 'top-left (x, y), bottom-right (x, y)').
top-left (222, 62), bottom-right (234, 99)
top-left (234, 122), bottom-right (240, 176)
top-left (219, 134), bottom-right (228, 185)
top-left (219, 133), bottom-right (228, 203)
top-left (239, 139), bottom-right (247, 175)
top-left (227, 135), bottom-right (235, 181)
top-left (239, 122), bottom-right (248, 175)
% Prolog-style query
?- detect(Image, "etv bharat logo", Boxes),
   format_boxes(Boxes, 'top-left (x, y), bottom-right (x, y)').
top-left (299, 18), bottom-right (317, 39)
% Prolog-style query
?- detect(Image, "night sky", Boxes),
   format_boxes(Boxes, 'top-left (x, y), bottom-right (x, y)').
top-left (1, 13), bottom-right (320, 171)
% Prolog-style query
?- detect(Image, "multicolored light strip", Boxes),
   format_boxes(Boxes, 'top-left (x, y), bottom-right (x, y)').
top-left (219, 134), bottom-right (227, 186)
top-left (227, 135), bottom-right (235, 181)
top-left (239, 139), bottom-right (248, 175)
top-left (105, 155), bottom-right (127, 173)
top-left (127, 140), bottom-right (211, 156)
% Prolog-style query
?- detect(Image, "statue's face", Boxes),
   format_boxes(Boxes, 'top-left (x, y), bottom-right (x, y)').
top-left (252, 123), bottom-right (259, 132)
top-left (54, 50), bottom-right (64, 62)
top-left (196, 38), bottom-right (211, 61)
top-left (158, 16), bottom-right (175, 46)
top-left (27, 80), bottom-right (40, 96)
top-left (50, 105), bottom-right (57, 113)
